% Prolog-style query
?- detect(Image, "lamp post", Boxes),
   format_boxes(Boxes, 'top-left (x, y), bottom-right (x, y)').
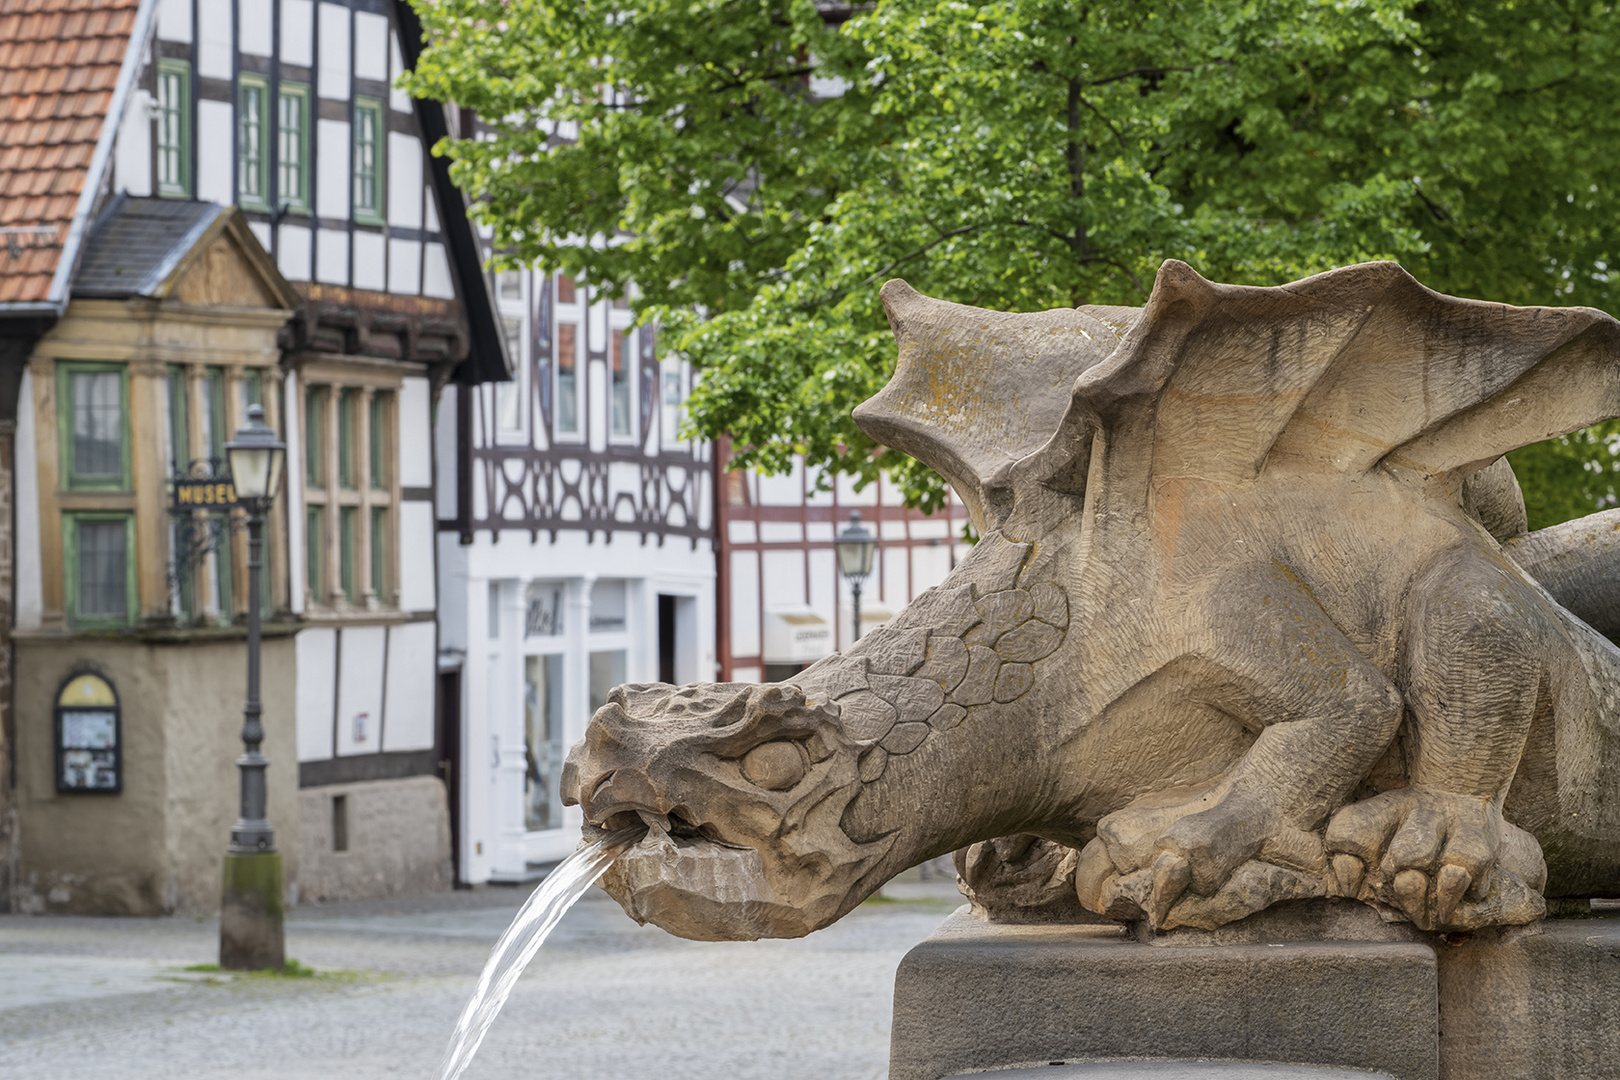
top-left (220, 403), bottom-right (286, 970)
top-left (835, 510), bottom-right (877, 645)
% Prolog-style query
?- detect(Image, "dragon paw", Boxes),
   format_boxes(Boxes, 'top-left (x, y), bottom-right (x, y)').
top-left (1075, 785), bottom-right (1328, 930)
top-left (1325, 785), bottom-right (1547, 931)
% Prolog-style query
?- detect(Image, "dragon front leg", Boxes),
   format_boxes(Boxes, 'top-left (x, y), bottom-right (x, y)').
top-left (1325, 547), bottom-right (1549, 931)
top-left (1076, 562), bottom-right (1405, 931)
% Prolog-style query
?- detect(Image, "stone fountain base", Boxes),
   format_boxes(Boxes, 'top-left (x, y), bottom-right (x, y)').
top-left (888, 901), bottom-right (1620, 1080)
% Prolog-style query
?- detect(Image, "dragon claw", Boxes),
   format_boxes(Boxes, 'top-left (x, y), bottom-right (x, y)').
top-left (1326, 785), bottom-right (1547, 931)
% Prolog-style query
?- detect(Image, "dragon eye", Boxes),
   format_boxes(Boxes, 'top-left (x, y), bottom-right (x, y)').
top-left (739, 741), bottom-right (807, 791)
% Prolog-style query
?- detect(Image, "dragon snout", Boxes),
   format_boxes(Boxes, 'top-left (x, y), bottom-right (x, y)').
top-left (575, 766), bottom-right (677, 832)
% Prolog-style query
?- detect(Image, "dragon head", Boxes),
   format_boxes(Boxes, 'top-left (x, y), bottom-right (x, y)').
top-left (561, 680), bottom-right (897, 941)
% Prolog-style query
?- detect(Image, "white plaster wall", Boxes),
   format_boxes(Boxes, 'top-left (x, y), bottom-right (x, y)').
top-left (196, 0), bottom-right (232, 79)
top-left (730, 549), bottom-right (760, 658)
top-left (912, 543), bottom-right (953, 594)
top-left (317, 2), bottom-right (350, 100)
top-left (315, 227), bottom-right (348, 285)
top-left (335, 627), bottom-right (386, 756)
top-left (249, 220), bottom-right (272, 251)
top-left (352, 230), bottom-right (385, 291)
top-left (423, 243), bottom-right (454, 299)
top-left (295, 627), bottom-right (337, 761)
top-left (399, 501), bottom-right (436, 613)
top-left (281, 0), bottom-right (314, 67)
top-left (809, 548), bottom-right (837, 647)
top-left (762, 549), bottom-right (806, 609)
top-left (387, 133), bottom-right (423, 229)
top-left (434, 384), bottom-right (458, 520)
top-left (239, 0), bottom-right (273, 57)
top-left (15, 369), bottom-right (41, 629)
top-left (436, 532), bottom-right (467, 656)
top-left (398, 376), bottom-right (431, 487)
top-left (277, 223), bottom-right (311, 280)
top-left (388, 32), bottom-right (411, 112)
top-left (354, 11), bottom-right (389, 82)
top-left (316, 119), bottom-right (350, 218)
top-left (387, 238), bottom-right (420, 294)
top-left (114, 89), bottom-right (152, 196)
top-left (157, 0), bottom-right (190, 42)
top-left (382, 621), bottom-right (436, 752)
top-left (196, 100), bottom-right (233, 204)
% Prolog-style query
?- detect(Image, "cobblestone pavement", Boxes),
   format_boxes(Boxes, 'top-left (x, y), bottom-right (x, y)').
top-left (0, 867), bottom-right (964, 1080)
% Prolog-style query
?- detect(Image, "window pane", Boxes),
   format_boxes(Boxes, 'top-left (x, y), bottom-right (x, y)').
top-left (202, 368), bottom-right (225, 460)
top-left (278, 89), bottom-right (305, 206)
top-left (499, 270), bottom-right (521, 302)
top-left (338, 389), bottom-right (357, 488)
top-left (72, 371), bottom-right (122, 478)
top-left (610, 331), bottom-right (632, 437)
top-left (165, 366), bottom-right (189, 475)
top-left (339, 506), bottom-right (356, 601)
top-left (369, 392), bottom-right (389, 490)
top-left (157, 66), bottom-right (187, 194)
top-left (353, 105), bottom-right (378, 213)
top-left (556, 323), bottom-right (577, 434)
top-left (239, 84), bottom-right (263, 202)
top-left (589, 649), bottom-right (627, 713)
top-left (524, 654), bottom-right (566, 831)
top-left (305, 385), bottom-right (326, 487)
top-left (306, 506), bottom-right (323, 599)
top-left (77, 520), bottom-right (127, 620)
top-left (370, 506), bottom-right (386, 599)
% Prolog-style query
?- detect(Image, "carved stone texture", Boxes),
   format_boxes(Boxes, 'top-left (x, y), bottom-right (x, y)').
top-left (565, 259), bottom-right (1620, 943)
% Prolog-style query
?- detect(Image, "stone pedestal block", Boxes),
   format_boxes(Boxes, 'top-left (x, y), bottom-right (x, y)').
top-left (889, 908), bottom-right (1437, 1080)
top-left (891, 907), bottom-right (1620, 1080)
top-left (1436, 917), bottom-right (1620, 1080)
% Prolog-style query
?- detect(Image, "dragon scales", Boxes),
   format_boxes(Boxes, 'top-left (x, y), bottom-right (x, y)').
top-left (561, 260), bottom-right (1620, 940)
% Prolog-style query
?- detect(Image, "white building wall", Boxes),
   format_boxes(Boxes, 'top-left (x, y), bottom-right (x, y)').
top-left (280, 0), bottom-right (314, 66)
top-left (295, 627), bottom-right (337, 761)
top-left (317, 2), bottom-right (351, 101)
top-left (114, 89), bottom-right (153, 196)
top-left (335, 626), bottom-right (387, 756)
top-left (383, 621), bottom-right (437, 752)
top-left (196, 100), bottom-right (233, 204)
top-left (196, 0), bottom-right (232, 79)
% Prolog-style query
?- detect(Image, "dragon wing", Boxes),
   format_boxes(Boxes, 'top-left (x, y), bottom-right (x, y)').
top-left (854, 280), bottom-right (1140, 532)
top-left (1047, 259), bottom-right (1620, 500)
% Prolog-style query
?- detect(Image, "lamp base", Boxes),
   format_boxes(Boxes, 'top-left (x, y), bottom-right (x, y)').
top-left (219, 850), bottom-right (285, 970)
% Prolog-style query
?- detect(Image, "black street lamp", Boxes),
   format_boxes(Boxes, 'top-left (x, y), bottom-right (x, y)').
top-left (835, 510), bottom-right (878, 645)
top-left (220, 403), bottom-right (286, 970)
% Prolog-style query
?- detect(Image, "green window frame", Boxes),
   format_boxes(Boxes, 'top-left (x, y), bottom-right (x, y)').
top-left (306, 506), bottom-right (324, 601)
top-left (164, 365), bottom-right (189, 476)
top-left (57, 362), bottom-right (130, 492)
top-left (277, 82), bottom-right (311, 213)
top-left (156, 59), bottom-right (191, 197)
top-left (353, 97), bottom-right (385, 223)
top-left (65, 513), bottom-right (137, 629)
top-left (238, 74), bottom-right (270, 210)
top-left (305, 385), bottom-right (327, 488)
top-left (369, 391), bottom-right (390, 490)
top-left (339, 507), bottom-right (357, 601)
top-left (370, 506), bottom-right (387, 599)
top-left (338, 388), bottom-right (358, 489)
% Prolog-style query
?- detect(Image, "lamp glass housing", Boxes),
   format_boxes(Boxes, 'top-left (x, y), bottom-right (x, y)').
top-left (835, 511), bottom-right (877, 580)
top-left (225, 404), bottom-right (286, 503)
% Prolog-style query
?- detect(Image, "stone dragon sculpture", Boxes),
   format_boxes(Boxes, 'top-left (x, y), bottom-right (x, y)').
top-left (562, 260), bottom-right (1620, 940)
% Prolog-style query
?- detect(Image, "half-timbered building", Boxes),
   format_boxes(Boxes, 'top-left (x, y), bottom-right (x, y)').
top-left (0, 0), bottom-right (505, 912)
top-left (434, 266), bottom-right (715, 882)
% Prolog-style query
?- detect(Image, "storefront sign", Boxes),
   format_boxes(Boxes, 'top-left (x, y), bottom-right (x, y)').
top-left (172, 478), bottom-right (239, 509)
top-left (763, 609), bottom-right (833, 664)
top-left (55, 672), bottom-right (121, 794)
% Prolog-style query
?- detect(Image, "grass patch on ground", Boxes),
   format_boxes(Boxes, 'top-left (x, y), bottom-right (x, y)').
top-left (178, 959), bottom-right (360, 981)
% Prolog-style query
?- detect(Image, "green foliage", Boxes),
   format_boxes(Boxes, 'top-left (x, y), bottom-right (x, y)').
top-left (1509, 424), bottom-right (1620, 531)
top-left (406, 0), bottom-right (1620, 513)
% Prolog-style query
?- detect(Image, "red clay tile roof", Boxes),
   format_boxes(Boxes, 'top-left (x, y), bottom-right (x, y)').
top-left (0, 0), bottom-right (143, 306)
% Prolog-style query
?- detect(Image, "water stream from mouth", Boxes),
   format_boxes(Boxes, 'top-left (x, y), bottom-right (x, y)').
top-left (433, 826), bottom-right (646, 1080)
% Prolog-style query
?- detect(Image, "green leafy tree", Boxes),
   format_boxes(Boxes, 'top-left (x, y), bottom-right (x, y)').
top-left (405, 0), bottom-right (1620, 521)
